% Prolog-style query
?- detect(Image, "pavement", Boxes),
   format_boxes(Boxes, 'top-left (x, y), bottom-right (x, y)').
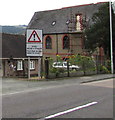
top-left (1, 74), bottom-right (114, 95)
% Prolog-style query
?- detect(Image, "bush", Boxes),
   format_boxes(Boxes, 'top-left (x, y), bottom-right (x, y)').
top-left (58, 68), bottom-right (65, 73)
top-left (99, 64), bottom-right (110, 73)
top-left (70, 54), bottom-right (96, 72)
top-left (49, 67), bottom-right (58, 73)
top-left (105, 60), bottom-right (111, 71)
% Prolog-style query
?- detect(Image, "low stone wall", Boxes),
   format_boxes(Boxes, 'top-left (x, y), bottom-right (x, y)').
top-left (70, 71), bottom-right (84, 77)
top-left (48, 70), bottom-right (97, 79)
top-left (85, 71), bottom-right (97, 75)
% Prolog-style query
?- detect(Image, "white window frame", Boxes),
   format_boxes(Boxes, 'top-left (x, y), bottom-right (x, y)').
top-left (17, 61), bottom-right (23, 71)
top-left (30, 60), bottom-right (35, 70)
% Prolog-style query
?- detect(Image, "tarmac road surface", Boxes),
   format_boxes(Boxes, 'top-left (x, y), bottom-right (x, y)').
top-left (2, 78), bottom-right (113, 119)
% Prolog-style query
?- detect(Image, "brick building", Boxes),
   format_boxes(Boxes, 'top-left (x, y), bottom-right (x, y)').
top-left (1, 33), bottom-right (40, 77)
top-left (27, 2), bottom-right (106, 61)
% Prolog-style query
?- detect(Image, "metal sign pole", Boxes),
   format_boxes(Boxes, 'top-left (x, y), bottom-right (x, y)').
top-left (28, 57), bottom-right (30, 79)
top-left (38, 57), bottom-right (41, 78)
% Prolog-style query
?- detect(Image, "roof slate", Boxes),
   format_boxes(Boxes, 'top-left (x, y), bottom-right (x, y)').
top-left (2, 33), bottom-right (26, 58)
top-left (28, 2), bottom-right (107, 34)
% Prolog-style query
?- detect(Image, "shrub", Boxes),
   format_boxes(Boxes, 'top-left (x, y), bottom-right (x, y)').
top-left (72, 55), bottom-right (96, 71)
top-left (105, 60), bottom-right (111, 71)
top-left (49, 67), bottom-right (58, 73)
top-left (99, 64), bottom-right (110, 73)
top-left (58, 68), bottom-right (65, 73)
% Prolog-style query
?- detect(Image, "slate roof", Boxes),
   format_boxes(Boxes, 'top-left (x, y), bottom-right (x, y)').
top-left (28, 2), bottom-right (107, 34)
top-left (2, 33), bottom-right (26, 58)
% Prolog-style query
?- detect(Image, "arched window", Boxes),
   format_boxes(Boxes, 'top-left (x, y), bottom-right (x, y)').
top-left (45, 36), bottom-right (52, 49)
top-left (63, 35), bottom-right (70, 49)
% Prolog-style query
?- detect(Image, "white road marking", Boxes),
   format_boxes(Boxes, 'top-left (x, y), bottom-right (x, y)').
top-left (45, 101), bottom-right (98, 119)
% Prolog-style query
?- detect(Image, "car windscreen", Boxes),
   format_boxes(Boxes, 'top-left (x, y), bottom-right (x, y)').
top-left (63, 63), bottom-right (67, 66)
top-left (53, 63), bottom-right (57, 66)
top-left (57, 62), bottom-right (63, 66)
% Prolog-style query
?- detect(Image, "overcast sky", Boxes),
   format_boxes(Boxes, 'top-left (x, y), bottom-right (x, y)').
top-left (1, 0), bottom-right (114, 26)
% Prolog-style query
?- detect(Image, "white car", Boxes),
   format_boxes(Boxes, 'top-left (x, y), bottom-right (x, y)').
top-left (52, 62), bottom-right (80, 70)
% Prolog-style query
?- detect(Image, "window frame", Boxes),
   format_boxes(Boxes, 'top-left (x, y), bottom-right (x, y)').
top-left (17, 60), bottom-right (23, 71)
top-left (30, 60), bottom-right (35, 70)
top-left (45, 36), bottom-right (52, 49)
top-left (62, 35), bottom-right (70, 49)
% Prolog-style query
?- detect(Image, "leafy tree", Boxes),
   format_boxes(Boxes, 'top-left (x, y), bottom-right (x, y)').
top-left (85, 2), bottom-right (115, 58)
top-left (69, 54), bottom-right (96, 74)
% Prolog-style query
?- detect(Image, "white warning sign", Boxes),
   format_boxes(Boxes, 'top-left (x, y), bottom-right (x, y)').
top-left (26, 29), bottom-right (42, 57)
top-left (27, 30), bottom-right (42, 43)
top-left (26, 44), bottom-right (42, 56)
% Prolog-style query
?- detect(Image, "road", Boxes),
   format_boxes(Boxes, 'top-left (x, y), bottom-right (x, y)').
top-left (2, 78), bottom-right (113, 119)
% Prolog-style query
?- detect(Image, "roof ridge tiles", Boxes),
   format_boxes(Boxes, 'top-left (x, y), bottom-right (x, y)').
top-left (35, 1), bottom-right (107, 13)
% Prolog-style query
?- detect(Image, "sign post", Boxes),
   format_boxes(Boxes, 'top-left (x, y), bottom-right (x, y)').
top-left (26, 29), bottom-right (43, 79)
top-left (38, 57), bottom-right (41, 78)
top-left (28, 57), bottom-right (30, 79)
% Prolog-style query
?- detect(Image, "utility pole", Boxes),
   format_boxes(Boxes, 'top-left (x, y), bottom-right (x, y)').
top-left (109, 0), bottom-right (114, 74)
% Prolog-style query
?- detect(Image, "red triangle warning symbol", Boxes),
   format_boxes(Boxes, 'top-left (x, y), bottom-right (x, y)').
top-left (28, 30), bottom-right (41, 42)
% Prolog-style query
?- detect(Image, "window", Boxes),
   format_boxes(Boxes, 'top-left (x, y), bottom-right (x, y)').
top-left (45, 36), bottom-right (52, 49)
top-left (66, 20), bottom-right (70, 25)
top-left (51, 21), bottom-right (56, 26)
top-left (76, 14), bottom-right (82, 31)
top-left (30, 61), bottom-right (35, 70)
top-left (63, 35), bottom-right (70, 49)
top-left (17, 61), bottom-right (23, 70)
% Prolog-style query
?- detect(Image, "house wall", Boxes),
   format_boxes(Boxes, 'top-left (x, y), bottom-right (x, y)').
top-left (43, 34), bottom-right (57, 60)
top-left (2, 58), bottom-right (40, 77)
top-left (70, 34), bottom-right (83, 54)
top-left (43, 33), bottom-right (83, 61)
top-left (30, 59), bottom-right (39, 76)
top-left (4, 60), bottom-right (17, 77)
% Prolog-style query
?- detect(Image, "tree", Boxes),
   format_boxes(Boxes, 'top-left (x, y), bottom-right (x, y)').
top-left (69, 54), bottom-right (96, 75)
top-left (85, 2), bottom-right (115, 58)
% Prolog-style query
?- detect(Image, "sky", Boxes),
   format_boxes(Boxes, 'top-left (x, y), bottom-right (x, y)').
top-left (0, 0), bottom-right (114, 26)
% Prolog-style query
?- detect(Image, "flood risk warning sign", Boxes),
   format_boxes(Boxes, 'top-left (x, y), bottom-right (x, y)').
top-left (26, 29), bottom-right (42, 56)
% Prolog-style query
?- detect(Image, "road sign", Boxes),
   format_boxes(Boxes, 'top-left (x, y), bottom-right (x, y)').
top-left (26, 29), bottom-right (42, 57)
top-left (27, 29), bottom-right (42, 43)
top-left (26, 44), bottom-right (42, 56)
top-left (28, 30), bottom-right (41, 42)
